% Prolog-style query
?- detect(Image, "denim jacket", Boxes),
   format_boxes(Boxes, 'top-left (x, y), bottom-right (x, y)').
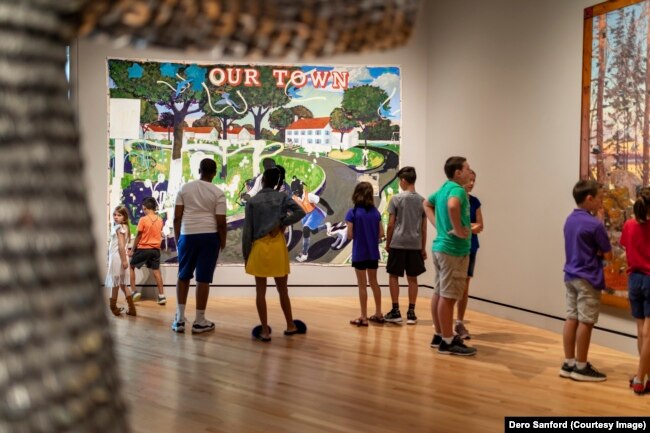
top-left (242, 188), bottom-right (306, 261)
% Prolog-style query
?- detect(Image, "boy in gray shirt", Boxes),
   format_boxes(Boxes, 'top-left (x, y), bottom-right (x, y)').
top-left (384, 167), bottom-right (427, 324)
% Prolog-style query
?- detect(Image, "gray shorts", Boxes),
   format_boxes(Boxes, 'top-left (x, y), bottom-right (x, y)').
top-left (565, 278), bottom-right (602, 324)
top-left (432, 252), bottom-right (469, 300)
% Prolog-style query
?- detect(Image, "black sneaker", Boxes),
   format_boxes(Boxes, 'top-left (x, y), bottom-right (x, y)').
top-left (406, 310), bottom-right (417, 325)
top-left (192, 320), bottom-right (215, 334)
top-left (438, 336), bottom-right (477, 356)
top-left (570, 362), bottom-right (606, 382)
top-left (559, 362), bottom-right (574, 378)
top-left (384, 308), bottom-right (402, 323)
top-left (430, 334), bottom-right (442, 348)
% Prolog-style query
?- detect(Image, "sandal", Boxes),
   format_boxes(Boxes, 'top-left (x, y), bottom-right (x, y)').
top-left (349, 318), bottom-right (369, 327)
top-left (368, 315), bottom-right (385, 324)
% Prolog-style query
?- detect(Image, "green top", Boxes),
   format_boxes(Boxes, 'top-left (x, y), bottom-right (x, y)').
top-left (427, 180), bottom-right (471, 256)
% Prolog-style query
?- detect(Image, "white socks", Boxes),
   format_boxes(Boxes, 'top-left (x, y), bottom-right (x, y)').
top-left (176, 304), bottom-right (186, 322)
top-left (196, 309), bottom-right (206, 324)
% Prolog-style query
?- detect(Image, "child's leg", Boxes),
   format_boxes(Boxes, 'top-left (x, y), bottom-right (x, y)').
top-left (636, 318), bottom-right (650, 383)
top-left (129, 266), bottom-right (137, 295)
top-left (388, 274), bottom-right (400, 306)
top-left (355, 268), bottom-right (368, 319)
top-left (274, 276), bottom-right (296, 332)
top-left (407, 275), bottom-right (419, 307)
top-left (151, 268), bottom-right (164, 295)
top-left (111, 286), bottom-right (119, 300)
top-left (637, 319), bottom-right (644, 355)
top-left (119, 283), bottom-right (132, 298)
top-left (430, 293), bottom-right (441, 334)
top-left (575, 321), bottom-right (594, 363)
top-left (457, 278), bottom-right (470, 321)
top-left (562, 318), bottom-right (578, 360)
top-left (437, 296), bottom-right (456, 338)
top-left (255, 277), bottom-right (270, 337)
top-left (109, 287), bottom-right (122, 316)
top-left (366, 268), bottom-right (382, 317)
top-left (176, 279), bottom-right (191, 321)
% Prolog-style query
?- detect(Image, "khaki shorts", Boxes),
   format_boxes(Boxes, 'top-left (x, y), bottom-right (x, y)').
top-left (565, 278), bottom-right (602, 324)
top-left (432, 252), bottom-right (469, 300)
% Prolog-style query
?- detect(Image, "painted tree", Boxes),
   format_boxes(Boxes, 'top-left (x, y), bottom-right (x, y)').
top-left (291, 105), bottom-right (314, 119)
top-left (595, 14), bottom-right (607, 182)
top-left (108, 60), bottom-right (207, 161)
top-left (644, 2), bottom-right (650, 186)
top-left (340, 84), bottom-right (389, 147)
top-left (365, 119), bottom-right (396, 140)
top-left (193, 114), bottom-right (224, 134)
top-left (329, 107), bottom-right (356, 148)
top-left (269, 107), bottom-right (295, 141)
top-left (236, 66), bottom-right (297, 139)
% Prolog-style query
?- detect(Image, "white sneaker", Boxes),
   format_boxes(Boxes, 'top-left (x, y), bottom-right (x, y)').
top-left (192, 320), bottom-right (215, 334)
top-left (325, 222), bottom-right (332, 236)
top-left (131, 292), bottom-right (141, 302)
top-left (157, 295), bottom-right (167, 305)
top-left (296, 253), bottom-right (308, 262)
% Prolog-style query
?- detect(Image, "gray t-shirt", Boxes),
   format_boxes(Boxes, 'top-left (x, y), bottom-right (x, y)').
top-left (388, 191), bottom-right (425, 250)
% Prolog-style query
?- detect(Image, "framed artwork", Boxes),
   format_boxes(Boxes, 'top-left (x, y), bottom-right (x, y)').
top-left (581, 0), bottom-right (649, 308)
top-left (107, 59), bottom-right (402, 266)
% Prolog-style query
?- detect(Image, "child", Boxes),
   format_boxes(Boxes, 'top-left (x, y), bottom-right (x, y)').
top-left (455, 169), bottom-right (483, 339)
top-left (106, 205), bottom-right (136, 316)
top-left (242, 167), bottom-right (306, 342)
top-left (423, 156), bottom-right (476, 356)
top-left (129, 197), bottom-right (166, 305)
top-left (620, 187), bottom-right (650, 394)
top-left (346, 182), bottom-right (384, 326)
top-left (384, 167), bottom-right (427, 325)
top-left (560, 179), bottom-right (611, 381)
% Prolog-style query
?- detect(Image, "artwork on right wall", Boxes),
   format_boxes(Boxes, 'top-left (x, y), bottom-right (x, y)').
top-left (581, 0), bottom-right (649, 308)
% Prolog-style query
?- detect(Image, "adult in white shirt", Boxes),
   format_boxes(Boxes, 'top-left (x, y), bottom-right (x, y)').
top-left (171, 158), bottom-right (227, 334)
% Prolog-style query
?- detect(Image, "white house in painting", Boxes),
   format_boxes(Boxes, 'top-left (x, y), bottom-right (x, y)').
top-left (143, 124), bottom-right (173, 141)
top-left (285, 117), bottom-right (359, 152)
top-left (184, 127), bottom-right (219, 142)
top-left (226, 126), bottom-right (253, 141)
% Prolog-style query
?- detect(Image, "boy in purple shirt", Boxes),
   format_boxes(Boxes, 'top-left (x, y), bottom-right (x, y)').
top-left (561, 180), bottom-right (612, 382)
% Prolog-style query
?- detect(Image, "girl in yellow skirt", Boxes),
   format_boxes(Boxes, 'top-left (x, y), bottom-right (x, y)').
top-left (242, 166), bottom-right (306, 341)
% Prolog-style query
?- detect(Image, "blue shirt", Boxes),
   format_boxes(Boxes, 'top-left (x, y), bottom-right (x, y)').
top-left (563, 208), bottom-right (611, 289)
top-left (345, 206), bottom-right (381, 262)
top-left (469, 195), bottom-right (481, 253)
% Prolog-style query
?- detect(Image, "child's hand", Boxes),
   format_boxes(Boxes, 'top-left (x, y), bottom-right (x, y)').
top-left (448, 227), bottom-right (470, 239)
top-left (421, 249), bottom-right (427, 260)
top-left (128, 249), bottom-right (134, 257)
top-left (121, 260), bottom-right (128, 270)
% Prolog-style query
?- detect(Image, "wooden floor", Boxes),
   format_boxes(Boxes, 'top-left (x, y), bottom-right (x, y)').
top-left (110, 297), bottom-right (649, 433)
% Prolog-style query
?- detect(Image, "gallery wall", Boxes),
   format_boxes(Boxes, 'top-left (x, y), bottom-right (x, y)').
top-left (74, 0), bottom-right (638, 353)
top-left (425, 0), bottom-right (637, 353)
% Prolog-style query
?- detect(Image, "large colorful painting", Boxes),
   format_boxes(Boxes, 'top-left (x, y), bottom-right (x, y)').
top-left (107, 59), bottom-right (401, 265)
top-left (581, 0), bottom-right (649, 307)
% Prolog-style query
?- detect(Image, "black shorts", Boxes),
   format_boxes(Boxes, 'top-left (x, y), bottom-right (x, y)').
top-left (352, 260), bottom-right (379, 270)
top-left (386, 248), bottom-right (426, 277)
top-left (467, 252), bottom-right (477, 277)
top-left (130, 248), bottom-right (161, 270)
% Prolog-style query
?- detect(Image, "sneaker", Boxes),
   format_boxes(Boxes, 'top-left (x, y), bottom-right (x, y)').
top-left (171, 319), bottom-right (185, 333)
top-left (192, 320), bottom-right (215, 334)
top-left (454, 322), bottom-right (470, 340)
top-left (384, 309), bottom-right (402, 323)
top-left (131, 292), bottom-right (141, 302)
top-left (559, 362), bottom-right (574, 378)
top-left (570, 362), bottom-right (606, 382)
top-left (438, 336), bottom-right (477, 356)
top-left (296, 253), bottom-right (308, 263)
top-left (325, 222), bottom-right (332, 235)
top-left (157, 295), bottom-right (167, 305)
top-left (430, 334), bottom-right (442, 348)
top-left (406, 310), bottom-right (417, 325)
top-left (630, 377), bottom-right (649, 395)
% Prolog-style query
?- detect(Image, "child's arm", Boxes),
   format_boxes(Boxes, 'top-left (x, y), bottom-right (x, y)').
top-left (129, 231), bottom-right (142, 256)
top-left (346, 222), bottom-right (354, 240)
top-left (423, 198), bottom-right (436, 228)
top-left (385, 214), bottom-right (396, 251)
top-left (216, 214), bottom-right (227, 251)
top-left (173, 204), bottom-right (184, 247)
top-left (472, 207), bottom-right (484, 234)
top-left (117, 228), bottom-right (128, 269)
top-left (378, 217), bottom-right (385, 243)
top-left (447, 197), bottom-right (470, 239)
top-left (421, 214), bottom-right (428, 260)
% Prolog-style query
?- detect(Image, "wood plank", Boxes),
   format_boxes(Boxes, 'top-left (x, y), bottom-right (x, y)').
top-left (109, 297), bottom-right (648, 433)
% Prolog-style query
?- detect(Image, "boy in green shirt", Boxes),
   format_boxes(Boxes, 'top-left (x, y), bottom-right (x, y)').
top-left (423, 156), bottom-right (476, 356)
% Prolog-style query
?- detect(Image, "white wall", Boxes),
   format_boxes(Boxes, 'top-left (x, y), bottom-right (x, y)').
top-left (74, 4), bottom-right (430, 293)
top-left (426, 0), bottom-right (637, 353)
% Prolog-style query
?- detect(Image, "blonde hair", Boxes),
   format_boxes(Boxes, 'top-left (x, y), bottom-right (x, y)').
top-left (113, 205), bottom-right (131, 242)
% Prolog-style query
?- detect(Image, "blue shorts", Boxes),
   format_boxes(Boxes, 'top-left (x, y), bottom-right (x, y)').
top-left (628, 272), bottom-right (650, 319)
top-left (302, 207), bottom-right (326, 230)
top-left (177, 233), bottom-right (221, 283)
top-left (468, 252), bottom-right (477, 277)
